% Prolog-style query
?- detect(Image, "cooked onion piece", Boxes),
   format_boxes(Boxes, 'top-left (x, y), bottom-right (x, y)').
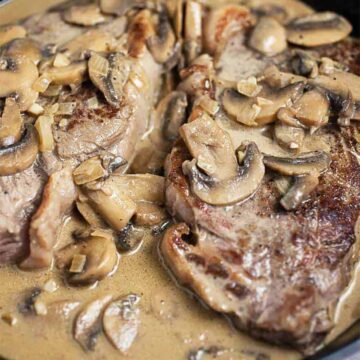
top-left (73, 157), bottom-right (107, 185)
top-left (0, 98), bottom-right (23, 147)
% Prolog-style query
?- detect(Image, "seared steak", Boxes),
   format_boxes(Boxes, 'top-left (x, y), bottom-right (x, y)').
top-left (162, 31), bottom-right (360, 359)
top-left (0, 1), bottom-right (163, 265)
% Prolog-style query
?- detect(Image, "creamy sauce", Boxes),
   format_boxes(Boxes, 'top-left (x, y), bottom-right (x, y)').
top-left (0, 215), bottom-right (301, 360)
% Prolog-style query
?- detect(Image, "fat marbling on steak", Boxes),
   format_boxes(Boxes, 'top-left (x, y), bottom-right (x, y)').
top-left (161, 30), bottom-right (360, 360)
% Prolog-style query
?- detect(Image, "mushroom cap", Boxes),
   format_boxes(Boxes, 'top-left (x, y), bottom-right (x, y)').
top-left (249, 16), bottom-right (287, 56)
top-left (287, 12), bottom-right (352, 47)
top-left (0, 124), bottom-right (39, 176)
top-left (0, 56), bottom-right (39, 111)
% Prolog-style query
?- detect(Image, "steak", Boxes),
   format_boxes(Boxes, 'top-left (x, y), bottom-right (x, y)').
top-left (161, 38), bottom-right (360, 354)
top-left (0, 1), bottom-right (163, 265)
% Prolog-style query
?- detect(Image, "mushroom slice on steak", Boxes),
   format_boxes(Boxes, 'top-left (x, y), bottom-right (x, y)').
top-left (309, 70), bottom-right (360, 121)
top-left (0, 38), bottom-right (41, 65)
top-left (180, 115), bottom-right (264, 206)
top-left (287, 12), bottom-right (352, 47)
top-left (0, 98), bottom-right (23, 147)
top-left (103, 294), bottom-right (140, 353)
top-left (88, 52), bottom-right (132, 107)
top-left (0, 56), bottom-right (39, 111)
top-left (100, 0), bottom-right (143, 16)
top-left (0, 124), bottom-right (38, 176)
top-left (263, 151), bottom-right (331, 176)
top-left (280, 174), bottom-right (319, 211)
top-left (249, 16), bottom-right (287, 56)
top-left (56, 229), bottom-right (118, 286)
top-left (274, 123), bottom-right (305, 151)
top-left (184, 0), bottom-right (202, 64)
top-left (63, 4), bottom-right (108, 26)
top-left (222, 82), bottom-right (305, 126)
top-left (0, 25), bottom-right (26, 47)
top-left (147, 10), bottom-right (178, 66)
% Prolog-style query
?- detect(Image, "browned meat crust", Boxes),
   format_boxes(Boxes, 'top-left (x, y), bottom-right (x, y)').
top-left (162, 39), bottom-right (360, 353)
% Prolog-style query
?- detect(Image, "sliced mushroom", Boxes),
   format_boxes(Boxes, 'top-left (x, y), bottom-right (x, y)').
top-left (287, 12), bottom-right (352, 47)
top-left (88, 52), bottom-right (132, 107)
top-left (104, 174), bottom-right (165, 205)
top-left (249, 16), bottom-right (287, 56)
top-left (73, 295), bottom-right (113, 351)
top-left (76, 199), bottom-right (107, 228)
top-left (147, 10), bottom-right (178, 65)
top-left (222, 82), bottom-right (305, 126)
top-left (292, 90), bottom-right (330, 127)
top-left (83, 182), bottom-right (137, 232)
top-left (249, 0), bottom-right (313, 24)
top-left (0, 98), bottom-right (23, 147)
top-left (309, 70), bottom-right (360, 120)
top-left (180, 114), bottom-right (238, 181)
top-left (103, 294), bottom-right (140, 353)
top-left (280, 174), bottom-right (319, 210)
top-left (127, 9), bottom-right (155, 58)
top-left (60, 30), bottom-right (114, 61)
top-left (184, 0), bottom-right (202, 64)
top-left (274, 123), bottom-right (305, 151)
top-left (180, 115), bottom-right (264, 205)
top-left (134, 202), bottom-right (168, 226)
top-left (116, 225), bottom-right (144, 254)
top-left (100, 0), bottom-right (143, 16)
top-left (56, 229), bottom-right (118, 286)
top-left (45, 61), bottom-right (87, 86)
top-left (263, 151), bottom-right (331, 176)
top-left (291, 50), bottom-right (318, 77)
top-left (204, 5), bottom-right (253, 54)
top-left (0, 38), bottom-right (41, 65)
top-left (183, 142), bottom-right (264, 206)
top-left (0, 57), bottom-right (38, 111)
top-left (155, 90), bottom-right (188, 142)
top-left (0, 124), bottom-right (38, 176)
top-left (0, 25), bottom-right (26, 47)
top-left (63, 4), bottom-right (108, 26)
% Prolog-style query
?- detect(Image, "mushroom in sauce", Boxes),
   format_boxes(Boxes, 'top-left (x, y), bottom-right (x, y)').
top-left (222, 82), bottom-right (305, 126)
top-left (263, 151), bottom-right (331, 176)
top-left (180, 115), bottom-right (265, 206)
top-left (249, 16), bottom-right (287, 56)
top-left (0, 123), bottom-right (38, 176)
top-left (56, 229), bottom-right (118, 286)
top-left (88, 52), bottom-right (132, 107)
top-left (0, 56), bottom-right (39, 111)
top-left (63, 4), bottom-right (108, 26)
top-left (287, 12), bottom-right (352, 47)
top-left (103, 294), bottom-right (141, 353)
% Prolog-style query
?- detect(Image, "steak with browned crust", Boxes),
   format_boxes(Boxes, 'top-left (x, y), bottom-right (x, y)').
top-left (161, 39), bottom-right (360, 354)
